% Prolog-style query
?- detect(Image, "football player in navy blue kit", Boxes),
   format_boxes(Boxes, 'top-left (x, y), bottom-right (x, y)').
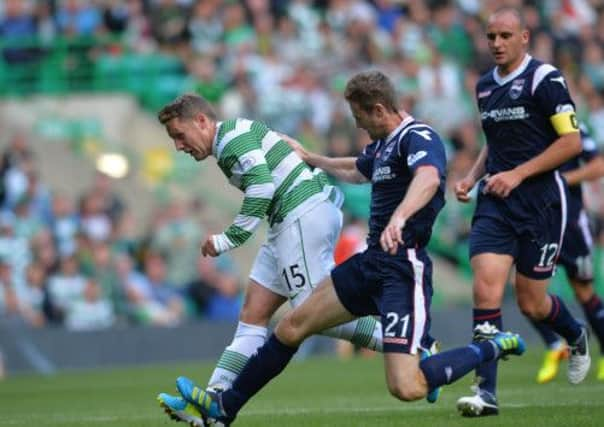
top-left (530, 126), bottom-right (604, 384)
top-left (454, 7), bottom-right (590, 417)
top-left (165, 70), bottom-right (526, 426)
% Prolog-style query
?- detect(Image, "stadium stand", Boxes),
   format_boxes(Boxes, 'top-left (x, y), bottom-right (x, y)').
top-left (1, 0), bottom-right (604, 372)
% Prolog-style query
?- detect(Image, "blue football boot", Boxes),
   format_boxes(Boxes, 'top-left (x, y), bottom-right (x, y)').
top-left (421, 340), bottom-right (442, 403)
top-left (176, 376), bottom-right (234, 426)
top-left (157, 392), bottom-right (207, 426)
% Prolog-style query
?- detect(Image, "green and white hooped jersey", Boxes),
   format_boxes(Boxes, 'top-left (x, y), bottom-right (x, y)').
top-left (211, 118), bottom-right (331, 254)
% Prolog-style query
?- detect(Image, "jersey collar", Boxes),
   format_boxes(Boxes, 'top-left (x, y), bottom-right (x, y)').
top-left (493, 54), bottom-right (531, 86)
top-left (211, 121), bottom-right (223, 157)
top-left (384, 115), bottom-right (415, 145)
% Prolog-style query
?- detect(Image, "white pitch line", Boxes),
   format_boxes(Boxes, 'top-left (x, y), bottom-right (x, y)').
top-left (241, 400), bottom-right (604, 416)
top-left (2, 399), bottom-right (602, 424)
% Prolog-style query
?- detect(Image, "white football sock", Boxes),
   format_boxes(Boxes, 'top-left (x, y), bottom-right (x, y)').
top-left (207, 321), bottom-right (268, 389)
top-left (321, 316), bottom-right (383, 352)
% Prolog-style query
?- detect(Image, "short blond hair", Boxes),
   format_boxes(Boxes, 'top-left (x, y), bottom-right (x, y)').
top-left (158, 93), bottom-right (217, 124)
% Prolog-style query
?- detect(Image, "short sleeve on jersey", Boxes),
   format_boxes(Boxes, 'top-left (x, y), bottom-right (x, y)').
top-left (356, 140), bottom-right (379, 180)
top-left (532, 67), bottom-right (574, 116)
top-left (404, 129), bottom-right (447, 176)
top-left (532, 66), bottom-right (579, 136)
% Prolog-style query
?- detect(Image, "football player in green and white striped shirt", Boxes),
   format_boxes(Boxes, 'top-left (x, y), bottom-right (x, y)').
top-left (156, 94), bottom-right (383, 426)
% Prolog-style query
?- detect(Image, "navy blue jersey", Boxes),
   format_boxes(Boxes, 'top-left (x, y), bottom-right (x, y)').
top-left (477, 55), bottom-right (575, 181)
top-left (355, 117), bottom-right (446, 248)
top-left (475, 55), bottom-right (578, 222)
top-left (559, 126), bottom-right (599, 219)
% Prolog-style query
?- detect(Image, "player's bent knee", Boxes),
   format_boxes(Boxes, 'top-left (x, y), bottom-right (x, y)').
top-left (275, 313), bottom-right (307, 347)
top-left (516, 298), bottom-right (547, 320)
top-left (517, 301), bottom-right (536, 318)
top-left (387, 382), bottom-right (423, 402)
top-left (386, 371), bottom-right (425, 402)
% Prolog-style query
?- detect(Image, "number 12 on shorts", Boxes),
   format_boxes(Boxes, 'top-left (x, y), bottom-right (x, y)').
top-left (538, 243), bottom-right (559, 267)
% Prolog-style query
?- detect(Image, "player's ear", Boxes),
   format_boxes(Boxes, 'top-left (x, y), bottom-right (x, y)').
top-left (195, 112), bottom-right (209, 126)
top-left (374, 103), bottom-right (387, 117)
top-left (521, 29), bottom-right (529, 45)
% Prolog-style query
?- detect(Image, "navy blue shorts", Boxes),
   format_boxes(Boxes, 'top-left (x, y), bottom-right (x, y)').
top-left (331, 246), bottom-right (433, 354)
top-left (469, 181), bottom-right (567, 280)
top-left (558, 210), bottom-right (593, 282)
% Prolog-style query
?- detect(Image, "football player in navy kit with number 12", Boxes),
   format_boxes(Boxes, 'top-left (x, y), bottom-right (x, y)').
top-left (454, 7), bottom-right (591, 417)
top-left (172, 70), bottom-right (526, 426)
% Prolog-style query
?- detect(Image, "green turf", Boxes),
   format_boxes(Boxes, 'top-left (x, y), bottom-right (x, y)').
top-left (0, 348), bottom-right (602, 426)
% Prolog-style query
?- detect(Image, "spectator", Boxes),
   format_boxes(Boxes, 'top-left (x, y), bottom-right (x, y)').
top-left (149, 0), bottom-right (189, 49)
top-left (221, 2), bottom-right (254, 50)
top-left (0, 133), bottom-right (33, 188)
top-left (45, 254), bottom-right (87, 324)
top-left (64, 278), bottom-right (115, 331)
top-left (55, 0), bottom-right (102, 37)
top-left (22, 170), bottom-right (53, 226)
top-left (12, 197), bottom-right (45, 242)
top-left (50, 192), bottom-right (79, 257)
top-left (89, 171), bottom-right (125, 223)
top-left (30, 228), bottom-right (59, 276)
top-left (187, 256), bottom-right (241, 321)
top-left (18, 262), bottom-right (47, 327)
top-left (0, 259), bottom-right (18, 317)
top-left (0, 0), bottom-right (38, 64)
top-left (34, 1), bottom-right (57, 45)
top-left (102, 0), bottom-right (130, 35)
top-left (88, 240), bottom-right (122, 315)
top-left (0, 211), bottom-right (31, 292)
top-left (123, 0), bottom-right (155, 52)
top-left (78, 192), bottom-right (112, 242)
top-left (188, 0), bottom-right (223, 59)
top-left (149, 199), bottom-right (202, 288)
top-left (124, 251), bottom-right (185, 326)
top-left (1, 148), bottom-right (35, 212)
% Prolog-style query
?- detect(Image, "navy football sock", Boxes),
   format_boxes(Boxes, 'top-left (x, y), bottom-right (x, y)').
top-left (529, 317), bottom-right (561, 348)
top-left (420, 342), bottom-right (498, 390)
top-left (473, 308), bottom-right (502, 395)
top-left (221, 334), bottom-right (297, 417)
top-left (544, 294), bottom-right (582, 344)
top-left (424, 333), bottom-right (436, 350)
top-left (582, 294), bottom-right (604, 353)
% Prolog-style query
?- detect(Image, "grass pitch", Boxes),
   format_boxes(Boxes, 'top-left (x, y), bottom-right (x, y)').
top-left (1, 347), bottom-right (602, 426)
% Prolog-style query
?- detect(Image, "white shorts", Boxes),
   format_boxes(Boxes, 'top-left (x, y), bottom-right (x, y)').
top-left (249, 199), bottom-right (343, 308)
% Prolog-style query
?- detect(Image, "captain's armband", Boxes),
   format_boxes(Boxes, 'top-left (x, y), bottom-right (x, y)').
top-left (550, 110), bottom-right (579, 136)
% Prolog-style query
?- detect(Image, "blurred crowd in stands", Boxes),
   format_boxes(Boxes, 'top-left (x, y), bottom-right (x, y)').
top-left (1, 0), bottom-right (604, 331)
top-left (0, 133), bottom-right (243, 330)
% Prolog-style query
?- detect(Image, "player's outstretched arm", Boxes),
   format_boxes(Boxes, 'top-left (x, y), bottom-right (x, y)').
top-left (282, 134), bottom-right (367, 184)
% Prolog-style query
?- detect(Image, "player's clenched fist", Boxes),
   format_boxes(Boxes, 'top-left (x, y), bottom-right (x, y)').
top-left (454, 177), bottom-right (475, 203)
top-left (484, 170), bottom-right (523, 198)
top-left (201, 237), bottom-right (218, 257)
